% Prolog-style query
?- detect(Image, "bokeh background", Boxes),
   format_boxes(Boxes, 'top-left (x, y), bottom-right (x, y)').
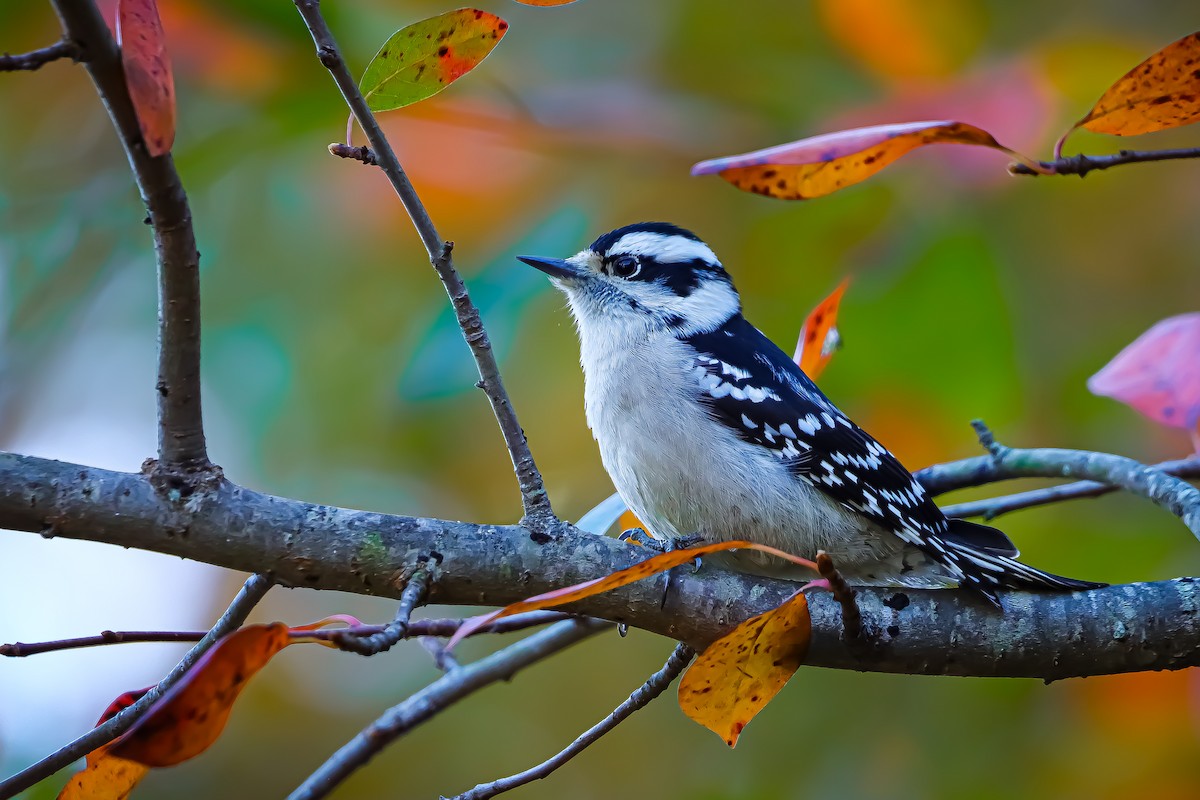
top-left (3, 0), bottom-right (1200, 797)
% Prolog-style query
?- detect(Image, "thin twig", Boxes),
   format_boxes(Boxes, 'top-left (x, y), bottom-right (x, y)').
top-left (288, 618), bottom-right (609, 800)
top-left (327, 142), bottom-right (377, 165)
top-left (941, 455), bottom-right (1200, 521)
top-left (0, 610), bottom-right (575, 658)
top-left (0, 39), bottom-right (80, 71)
top-left (966, 420), bottom-right (1200, 538)
top-left (418, 636), bottom-right (460, 672)
top-left (330, 568), bottom-right (429, 655)
top-left (448, 643), bottom-right (695, 800)
top-left (1009, 147), bottom-right (1200, 178)
top-left (816, 552), bottom-right (861, 642)
top-left (0, 574), bottom-right (273, 799)
top-left (50, 0), bottom-right (208, 470)
top-left (292, 0), bottom-right (553, 529)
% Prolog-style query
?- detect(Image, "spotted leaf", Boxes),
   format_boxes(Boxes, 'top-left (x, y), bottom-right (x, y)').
top-left (1075, 31), bottom-right (1200, 137)
top-left (677, 590), bottom-right (812, 747)
top-left (692, 121), bottom-right (1043, 200)
top-left (359, 9), bottom-right (508, 112)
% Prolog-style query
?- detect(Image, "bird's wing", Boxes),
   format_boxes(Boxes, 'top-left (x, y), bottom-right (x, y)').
top-left (685, 315), bottom-right (952, 547)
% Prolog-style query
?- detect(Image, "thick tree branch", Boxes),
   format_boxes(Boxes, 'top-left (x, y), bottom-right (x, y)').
top-left (2, 451), bottom-right (1197, 680)
top-left (49, 0), bottom-right (208, 470)
top-left (291, 0), bottom-right (553, 528)
top-left (449, 642), bottom-right (695, 800)
top-left (0, 39), bottom-right (80, 71)
top-left (288, 619), bottom-right (609, 800)
top-left (1010, 147), bottom-right (1200, 178)
top-left (0, 573), bottom-right (272, 800)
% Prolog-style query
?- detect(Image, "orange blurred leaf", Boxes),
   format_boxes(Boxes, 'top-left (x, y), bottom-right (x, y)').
top-left (1074, 31), bottom-right (1200, 137)
top-left (107, 623), bottom-right (291, 767)
top-left (447, 541), bottom-right (819, 649)
top-left (56, 752), bottom-right (149, 800)
top-left (359, 9), bottom-right (508, 112)
top-left (692, 121), bottom-right (1044, 199)
top-left (618, 508), bottom-right (646, 535)
top-left (1088, 313), bottom-right (1200, 449)
top-left (794, 279), bottom-right (849, 379)
top-left (677, 590), bottom-right (812, 747)
top-left (117, 0), bottom-right (175, 156)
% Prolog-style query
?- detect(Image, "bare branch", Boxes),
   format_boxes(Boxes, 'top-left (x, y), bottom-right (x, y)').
top-left (449, 643), bottom-right (695, 800)
top-left (330, 568), bottom-right (429, 655)
top-left (1010, 147), bottom-right (1200, 178)
top-left (815, 552), bottom-right (861, 643)
top-left (1, 611), bottom-right (575, 658)
top-left (967, 421), bottom-right (1200, 537)
top-left (291, 0), bottom-right (553, 528)
top-left (2, 450), bottom-right (1197, 680)
top-left (0, 573), bottom-right (272, 799)
top-left (0, 39), bottom-right (79, 71)
top-left (49, 0), bottom-right (208, 470)
top-left (288, 619), bottom-right (610, 800)
top-left (942, 456), bottom-right (1200, 521)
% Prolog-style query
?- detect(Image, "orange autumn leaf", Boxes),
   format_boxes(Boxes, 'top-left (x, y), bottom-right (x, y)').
top-left (107, 623), bottom-right (291, 767)
top-left (117, 0), bottom-right (176, 156)
top-left (446, 541), bottom-right (819, 649)
top-left (618, 508), bottom-right (646, 536)
top-left (691, 121), bottom-right (1045, 200)
top-left (1074, 31), bottom-right (1200, 137)
top-left (677, 590), bottom-right (812, 747)
top-left (56, 752), bottom-right (149, 800)
top-left (794, 279), bottom-right (849, 379)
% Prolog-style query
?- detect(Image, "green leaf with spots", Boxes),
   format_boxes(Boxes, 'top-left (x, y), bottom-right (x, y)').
top-left (359, 9), bottom-right (509, 112)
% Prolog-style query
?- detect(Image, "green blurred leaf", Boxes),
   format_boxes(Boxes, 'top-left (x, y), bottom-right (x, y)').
top-left (359, 9), bottom-right (509, 112)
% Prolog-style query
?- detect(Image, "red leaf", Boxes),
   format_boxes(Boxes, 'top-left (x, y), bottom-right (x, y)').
top-left (117, 0), bottom-right (176, 156)
top-left (1088, 313), bottom-right (1200, 444)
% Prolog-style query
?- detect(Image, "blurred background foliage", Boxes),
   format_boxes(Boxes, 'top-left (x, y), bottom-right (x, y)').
top-left (2, 0), bottom-right (1199, 797)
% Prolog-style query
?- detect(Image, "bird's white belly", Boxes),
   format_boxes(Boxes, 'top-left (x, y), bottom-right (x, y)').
top-left (580, 331), bottom-right (900, 576)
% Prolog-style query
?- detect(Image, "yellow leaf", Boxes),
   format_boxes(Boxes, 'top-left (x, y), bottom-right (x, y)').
top-left (678, 591), bottom-right (812, 747)
top-left (56, 752), bottom-right (148, 800)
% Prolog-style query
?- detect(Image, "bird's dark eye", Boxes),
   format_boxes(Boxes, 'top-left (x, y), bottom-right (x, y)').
top-left (610, 254), bottom-right (641, 279)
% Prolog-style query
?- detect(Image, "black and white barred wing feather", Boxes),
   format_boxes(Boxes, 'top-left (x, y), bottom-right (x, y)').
top-left (687, 315), bottom-right (1105, 605)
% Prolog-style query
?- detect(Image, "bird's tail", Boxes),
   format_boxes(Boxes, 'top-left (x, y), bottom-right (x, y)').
top-left (937, 519), bottom-right (1107, 608)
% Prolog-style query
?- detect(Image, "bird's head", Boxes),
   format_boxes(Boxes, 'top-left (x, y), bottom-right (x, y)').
top-left (519, 222), bottom-right (741, 337)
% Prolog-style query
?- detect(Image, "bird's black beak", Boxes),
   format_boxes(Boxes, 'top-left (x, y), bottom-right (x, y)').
top-left (517, 255), bottom-right (584, 281)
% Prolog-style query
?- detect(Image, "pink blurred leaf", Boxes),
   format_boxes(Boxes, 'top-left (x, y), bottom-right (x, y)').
top-left (1088, 313), bottom-right (1200, 448)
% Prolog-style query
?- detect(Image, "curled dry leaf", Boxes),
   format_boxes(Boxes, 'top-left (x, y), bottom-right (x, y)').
top-left (794, 278), bottom-right (850, 379)
top-left (107, 623), bottom-right (291, 767)
top-left (117, 0), bottom-right (176, 156)
top-left (692, 121), bottom-right (1045, 200)
top-left (677, 590), bottom-right (812, 747)
top-left (1075, 31), bottom-right (1200, 137)
top-left (359, 9), bottom-right (509, 112)
top-left (1088, 312), bottom-right (1200, 451)
top-left (446, 541), bottom-right (819, 649)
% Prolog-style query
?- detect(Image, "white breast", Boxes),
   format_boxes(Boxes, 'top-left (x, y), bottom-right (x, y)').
top-left (575, 322), bottom-right (900, 576)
